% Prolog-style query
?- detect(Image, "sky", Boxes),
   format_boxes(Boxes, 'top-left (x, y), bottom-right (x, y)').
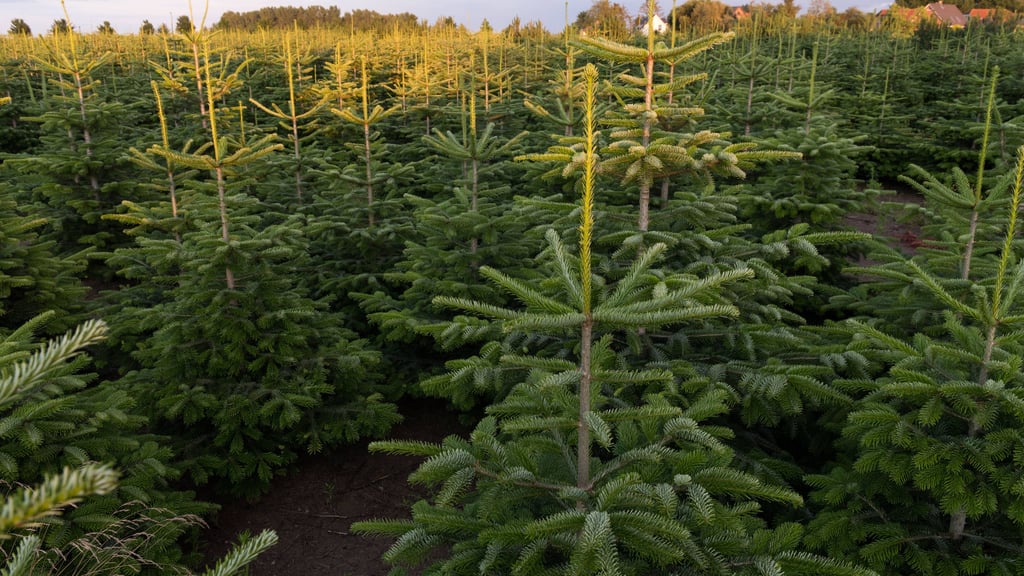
top-left (2, 0), bottom-right (887, 36)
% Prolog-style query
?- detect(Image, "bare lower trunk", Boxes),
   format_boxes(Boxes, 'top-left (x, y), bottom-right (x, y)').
top-left (576, 317), bottom-right (593, 505)
top-left (168, 170), bottom-right (180, 243)
top-left (470, 158), bottom-right (479, 254)
top-left (74, 72), bottom-right (100, 195)
top-left (951, 323), bottom-right (998, 539)
top-left (216, 166), bottom-right (235, 290)
top-left (364, 122), bottom-right (375, 227)
top-left (639, 54), bottom-right (654, 230)
top-left (745, 74), bottom-right (755, 136)
top-left (639, 184), bottom-right (650, 232)
top-left (962, 210), bottom-right (979, 280)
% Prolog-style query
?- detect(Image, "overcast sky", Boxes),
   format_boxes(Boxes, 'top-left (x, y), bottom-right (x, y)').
top-left (3, 0), bottom-right (888, 35)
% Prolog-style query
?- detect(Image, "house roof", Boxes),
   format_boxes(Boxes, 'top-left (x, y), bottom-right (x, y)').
top-left (636, 14), bottom-right (667, 25)
top-left (969, 8), bottom-right (994, 18)
top-left (926, 2), bottom-right (968, 26)
top-left (636, 13), bottom-right (669, 32)
top-left (883, 6), bottom-right (926, 21)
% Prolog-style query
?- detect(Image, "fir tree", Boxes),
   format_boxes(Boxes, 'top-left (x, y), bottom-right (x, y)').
top-left (3, 19), bottom-right (135, 256)
top-left (0, 184), bottom-right (88, 332)
top-left (807, 148), bottom-right (1024, 575)
top-left (106, 44), bottom-right (400, 497)
top-left (0, 315), bottom-right (218, 574)
top-left (355, 63), bottom-right (871, 576)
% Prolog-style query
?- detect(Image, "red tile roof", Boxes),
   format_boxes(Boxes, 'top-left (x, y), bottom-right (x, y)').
top-left (926, 2), bottom-right (968, 26)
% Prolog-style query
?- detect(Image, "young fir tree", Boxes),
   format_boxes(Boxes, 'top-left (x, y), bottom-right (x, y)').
top-left (353, 70), bottom-right (533, 360)
top-left (247, 32), bottom-right (329, 207)
top-left (734, 40), bottom-right (879, 235)
top-left (513, 3), bottom-right (866, 437)
top-left (830, 70), bottom-right (1008, 336)
top-left (305, 53), bottom-right (414, 311)
top-left (3, 19), bottom-right (136, 257)
top-left (0, 315), bottom-right (203, 574)
top-left (0, 183), bottom-right (88, 332)
top-left (806, 146), bottom-right (1024, 576)
top-left (109, 44), bottom-right (399, 497)
top-left (804, 74), bottom-right (1024, 575)
top-left (0, 316), bottom-right (278, 575)
top-left (329, 55), bottom-right (405, 229)
top-left (354, 64), bottom-right (871, 576)
top-left (522, 39), bottom-right (586, 137)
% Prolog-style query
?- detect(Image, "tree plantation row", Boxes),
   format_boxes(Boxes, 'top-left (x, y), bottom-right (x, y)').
top-left (2, 8), bottom-right (1024, 575)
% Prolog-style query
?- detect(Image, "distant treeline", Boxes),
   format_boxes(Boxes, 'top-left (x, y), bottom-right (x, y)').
top-left (895, 0), bottom-right (1024, 9)
top-left (215, 6), bottom-right (422, 31)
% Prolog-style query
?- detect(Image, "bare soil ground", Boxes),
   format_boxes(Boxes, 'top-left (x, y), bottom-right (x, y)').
top-left (201, 399), bottom-right (468, 576)
top-left (843, 189), bottom-right (926, 255)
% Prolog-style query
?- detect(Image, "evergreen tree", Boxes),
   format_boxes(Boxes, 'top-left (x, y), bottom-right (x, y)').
top-left (176, 16), bottom-right (193, 34)
top-left (8, 19), bottom-right (31, 35)
top-left (520, 3), bottom-right (863, 436)
top-left (49, 20), bottom-right (70, 35)
top-left (0, 315), bottom-right (213, 573)
top-left (355, 63), bottom-right (871, 576)
top-left (807, 77), bottom-right (1024, 575)
top-left (807, 147), bottom-right (1024, 575)
top-left (3, 23), bottom-right (135, 261)
top-left (108, 47), bottom-right (400, 497)
top-left (0, 184), bottom-right (88, 332)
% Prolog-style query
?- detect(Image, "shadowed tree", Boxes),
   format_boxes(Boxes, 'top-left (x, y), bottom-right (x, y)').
top-left (175, 15), bottom-right (193, 34)
top-left (635, 0), bottom-right (666, 25)
top-left (8, 18), bottom-right (30, 35)
top-left (805, 0), bottom-right (837, 20)
top-left (49, 19), bottom-right (69, 35)
top-left (575, 0), bottom-right (631, 39)
top-left (671, 0), bottom-right (736, 31)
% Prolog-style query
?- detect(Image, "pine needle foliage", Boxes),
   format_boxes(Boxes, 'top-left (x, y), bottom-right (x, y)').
top-left (807, 147), bottom-right (1024, 575)
top-left (0, 462), bottom-right (118, 536)
top-left (354, 63), bottom-right (872, 576)
top-left (101, 47), bottom-right (400, 497)
top-left (0, 188), bottom-right (88, 332)
top-left (0, 314), bottom-right (261, 575)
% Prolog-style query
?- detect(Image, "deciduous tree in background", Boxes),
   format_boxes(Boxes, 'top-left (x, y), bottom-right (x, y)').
top-left (176, 15), bottom-right (193, 34)
top-left (8, 19), bottom-right (30, 35)
top-left (575, 0), bottom-right (631, 39)
top-left (671, 0), bottom-right (736, 32)
top-left (48, 19), bottom-right (69, 35)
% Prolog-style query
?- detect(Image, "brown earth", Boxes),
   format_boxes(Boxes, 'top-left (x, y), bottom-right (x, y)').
top-left (201, 399), bottom-right (469, 576)
top-left (843, 189), bottom-right (926, 255)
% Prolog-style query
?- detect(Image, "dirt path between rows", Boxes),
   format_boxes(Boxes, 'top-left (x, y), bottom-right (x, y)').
top-left (202, 399), bottom-right (468, 576)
